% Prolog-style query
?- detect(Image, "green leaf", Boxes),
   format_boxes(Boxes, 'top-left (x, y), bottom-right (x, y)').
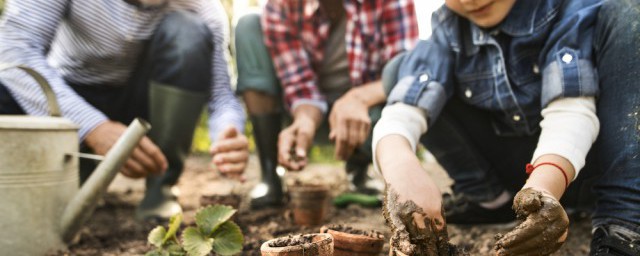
top-left (182, 227), bottom-right (214, 256)
top-left (148, 226), bottom-right (167, 248)
top-left (145, 250), bottom-right (169, 256)
top-left (166, 243), bottom-right (187, 256)
top-left (211, 221), bottom-right (244, 256)
top-left (195, 205), bottom-right (236, 236)
top-left (164, 213), bottom-right (183, 243)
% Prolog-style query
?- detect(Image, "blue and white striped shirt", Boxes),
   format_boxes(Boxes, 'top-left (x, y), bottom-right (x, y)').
top-left (0, 0), bottom-right (245, 141)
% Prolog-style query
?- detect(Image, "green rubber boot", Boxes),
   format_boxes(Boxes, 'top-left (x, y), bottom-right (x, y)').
top-left (346, 149), bottom-right (384, 196)
top-left (249, 113), bottom-right (285, 209)
top-left (136, 82), bottom-right (208, 221)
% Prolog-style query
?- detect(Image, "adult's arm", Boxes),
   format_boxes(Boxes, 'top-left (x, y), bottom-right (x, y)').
top-left (262, 0), bottom-right (327, 113)
top-left (0, 0), bottom-right (107, 139)
top-left (196, 0), bottom-right (245, 140)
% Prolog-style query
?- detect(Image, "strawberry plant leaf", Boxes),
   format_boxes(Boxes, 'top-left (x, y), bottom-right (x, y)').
top-left (164, 213), bottom-right (183, 243)
top-left (166, 243), bottom-right (186, 256)
top-left (195, 205), bottom-right (236, 236)
top-left (145, 250), bottom-right (169, 256)
top-left (182, 227), bottom-right (214, 256)
top-left (148, 226), bottom-right (167, 248)
top-left (211, 221), bottom-right (244, 256)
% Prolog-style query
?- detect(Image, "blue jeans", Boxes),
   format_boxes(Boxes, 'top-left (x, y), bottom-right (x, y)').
top-left (0, 11), bottom-right (213, 185)
top-left (422, 0), bottom-right (640, 232)
top-left (591, 0), bottom-right (640, 233)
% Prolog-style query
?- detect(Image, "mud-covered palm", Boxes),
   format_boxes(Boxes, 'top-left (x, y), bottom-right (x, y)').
top-left (495, 188), bottom-right (569, 256)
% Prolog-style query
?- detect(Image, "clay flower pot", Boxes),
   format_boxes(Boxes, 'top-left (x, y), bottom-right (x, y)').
top-left (320, 224), bottom-right (385, 256)
top-left (289, 184), bottom-right (330, 226)
top-left (261, 233), bottom-right (334, 256)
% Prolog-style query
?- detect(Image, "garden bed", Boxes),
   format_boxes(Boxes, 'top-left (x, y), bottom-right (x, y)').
top-left (54, 155), bottom-right (592, 255)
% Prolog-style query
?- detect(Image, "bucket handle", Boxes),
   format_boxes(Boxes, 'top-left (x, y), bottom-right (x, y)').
top-left (0, 64), bottom-right (61, 117)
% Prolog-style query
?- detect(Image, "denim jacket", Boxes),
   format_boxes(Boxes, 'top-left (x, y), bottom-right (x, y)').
top-left (388, 0), bottom-right (601, 136)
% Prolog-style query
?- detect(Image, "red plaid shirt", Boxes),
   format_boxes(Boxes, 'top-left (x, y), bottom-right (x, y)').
top-left (262, 0), bottom-right (419, 111)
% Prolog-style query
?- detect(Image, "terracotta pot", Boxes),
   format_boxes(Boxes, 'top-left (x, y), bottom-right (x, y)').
top-left (289, 185), bottom-right (329, 226)
top-left (320, 225), bottom-right (385, 256)
top-left (260, 233), bottom-right (334, 256)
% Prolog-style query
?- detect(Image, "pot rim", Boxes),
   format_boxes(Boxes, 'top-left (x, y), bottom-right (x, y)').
top-left (320, 226), bottom-right (385, 242)
top-left (260, 233), bottom-right (333, 252)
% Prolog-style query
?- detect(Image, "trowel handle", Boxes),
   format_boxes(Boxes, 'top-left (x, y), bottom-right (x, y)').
top-left (0, 64), bottom-right (61, 117)
top-left (60, 118), bottom-right (151, 243)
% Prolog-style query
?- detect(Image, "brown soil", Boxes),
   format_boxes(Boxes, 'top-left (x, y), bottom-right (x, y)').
top-left (50, 154), bottom-right (593, 256)
top-left (322, 224), bottom-right (384, 239)
top-left (268, 234), bottom-right (314, 247)
top-left (200, 193), bottom-right (242, 209)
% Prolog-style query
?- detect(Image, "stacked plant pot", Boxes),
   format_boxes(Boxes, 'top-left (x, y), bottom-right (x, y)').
top-left (288, 184), bottom-right (330, 226)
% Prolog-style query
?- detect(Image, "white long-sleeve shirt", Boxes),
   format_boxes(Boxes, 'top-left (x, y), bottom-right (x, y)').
top-left (0, 0), bottom-right (244, 140)
top-left (373, 97), bottom-right (599, 179)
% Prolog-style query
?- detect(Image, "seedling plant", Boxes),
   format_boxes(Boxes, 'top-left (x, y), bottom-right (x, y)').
top-left (146, 205), bottom-right (244, 256)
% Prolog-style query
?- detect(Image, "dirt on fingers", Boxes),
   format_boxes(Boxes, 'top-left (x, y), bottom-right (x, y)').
top-left (383, 187), bottom-right (468, 256)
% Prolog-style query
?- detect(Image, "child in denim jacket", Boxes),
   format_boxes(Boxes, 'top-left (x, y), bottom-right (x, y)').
top-left (373, 0), bottom-right (640, 255)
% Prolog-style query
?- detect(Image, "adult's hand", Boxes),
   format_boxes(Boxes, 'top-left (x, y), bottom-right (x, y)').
top-left (84, 120), bottom-right (167, 178)
top-left (210, 126), bottom-right (249, 181)
top-left (378, 135), bottom-right (452, 255)
top-left (495, 188), bottom-right (569, 255)
top-left (329, 93), bottom-right (371, 161)
top-left (278, 105), bottom-right (323, 171)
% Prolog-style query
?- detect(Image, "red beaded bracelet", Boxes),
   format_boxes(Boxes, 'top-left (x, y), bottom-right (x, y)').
top-left (526, 162), bottom-right (569, 188)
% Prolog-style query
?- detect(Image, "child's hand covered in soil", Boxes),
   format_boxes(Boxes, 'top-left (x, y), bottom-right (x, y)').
top-left (495, 188), bottom-right (569, 255)
top-left (384, 186), bottom-right (453, 256)
top-left (377, 134), bottom-right (460, 255)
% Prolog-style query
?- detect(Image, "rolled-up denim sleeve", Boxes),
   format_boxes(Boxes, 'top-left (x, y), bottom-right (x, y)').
top-left (540, 0), bottom-right (601, 107)
top-left (386, 11), bottom-right (455, 124)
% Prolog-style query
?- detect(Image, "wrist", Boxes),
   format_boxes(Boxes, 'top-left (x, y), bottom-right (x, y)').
top-left (293, 104), bottom-right (323, 129)
top-left (523, 155), bottom-right (575, 200)
top-left (84, 120), bottom-right (110, 147)
top-left (345, 88), bottom-right (368, 105)
top-left (346, 81), bottom-right (385, 107)
top-left (376, 135), bottom-right (420, 177)
top-left (523, 166), bottom-right (567, 200)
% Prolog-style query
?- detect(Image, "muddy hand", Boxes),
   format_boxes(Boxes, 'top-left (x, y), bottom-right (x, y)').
top-left (384, 187), bottom-right (451, 256)
top-left (495, 188), bottom-right (569, 256)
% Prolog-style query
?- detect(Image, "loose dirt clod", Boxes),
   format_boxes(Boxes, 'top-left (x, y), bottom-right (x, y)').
top-left (383, 186), bottom-right (467, 256)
